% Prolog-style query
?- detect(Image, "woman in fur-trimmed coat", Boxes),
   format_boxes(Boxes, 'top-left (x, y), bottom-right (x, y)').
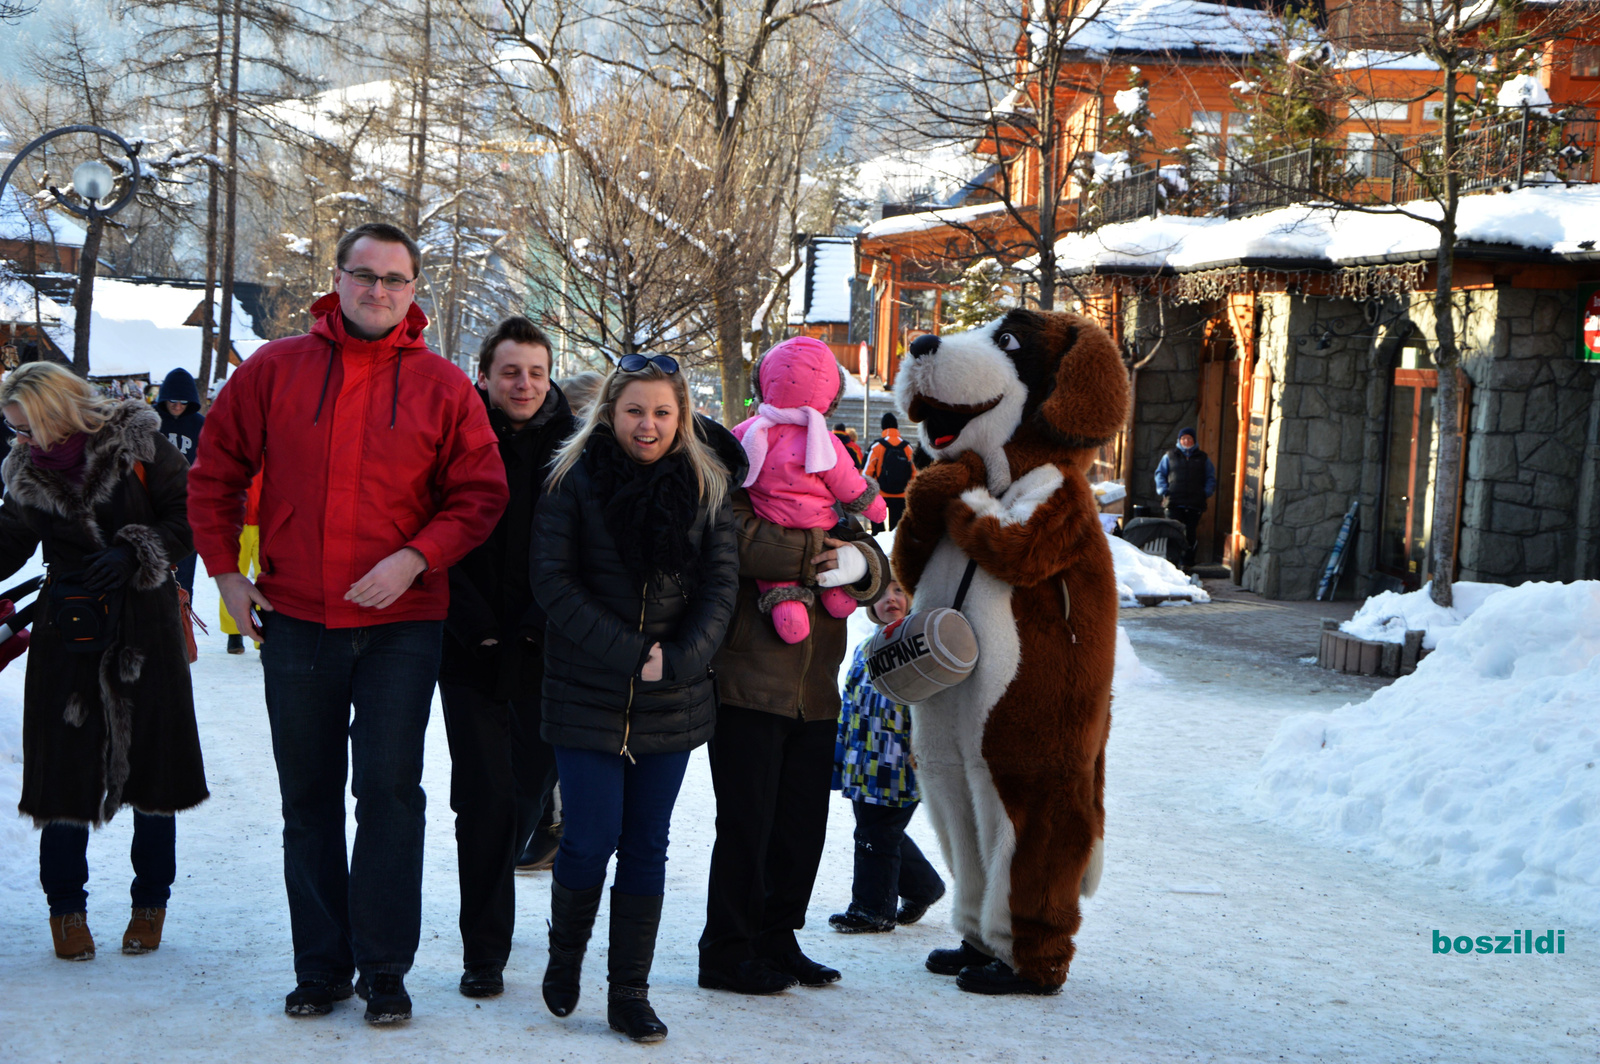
top-left (0, 362), bottom-right (207, 962)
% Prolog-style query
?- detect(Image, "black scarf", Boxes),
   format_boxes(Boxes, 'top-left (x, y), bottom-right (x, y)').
top-left (585, 427), bottom-right (701, 582)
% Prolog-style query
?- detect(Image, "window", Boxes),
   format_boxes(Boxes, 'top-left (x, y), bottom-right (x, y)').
top-left (1190, 110), bottom-right (1223, 178)
top-left (1348, 132), bottom-right (1401, 179)
top-left (1422, 100), bottom-right (1445, 123)
top-left (1227, 111), bottom-right (1254, 164)
top-left (900, 288), bottom-right (937, 334)
top-left (1575, 44), bottom-right (1600, 78)
top-left (1398, 0), bottom-right (1430, 23)
top-left (1349, 98), bottom-right (1410, 123)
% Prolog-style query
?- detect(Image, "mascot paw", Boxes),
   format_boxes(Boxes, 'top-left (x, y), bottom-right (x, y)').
top-left (960, 465), bottom-right (1065, 527)
top-left (771, 599), bottom-right (812, 643)
top-left (819, 586), bottom-right (856, 619)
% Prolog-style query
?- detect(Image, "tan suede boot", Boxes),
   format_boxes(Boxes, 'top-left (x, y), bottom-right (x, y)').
top-left (122, 907), bottom-right (166, 954)
top-left (50, 912), bottom-right (95, 961)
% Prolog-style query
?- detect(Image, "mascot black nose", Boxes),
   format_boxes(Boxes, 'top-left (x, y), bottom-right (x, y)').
top-left (908, 334), bottom-right (940, 358)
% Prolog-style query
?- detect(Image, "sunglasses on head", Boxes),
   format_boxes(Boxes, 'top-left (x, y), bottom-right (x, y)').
top-left (617, 354), bottom-right (680, 374)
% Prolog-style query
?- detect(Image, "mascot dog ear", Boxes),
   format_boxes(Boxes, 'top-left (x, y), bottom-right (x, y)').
top-left (1035, 314), bottom-right (1129, 450)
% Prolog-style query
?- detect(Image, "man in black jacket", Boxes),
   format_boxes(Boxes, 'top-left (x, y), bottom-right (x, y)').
top-left (156, 368), bottom-right (205, 593)
top-left (440, 316), bottom-right (574, 999)
top-left (1154, 426), bottom-right (1217, 570)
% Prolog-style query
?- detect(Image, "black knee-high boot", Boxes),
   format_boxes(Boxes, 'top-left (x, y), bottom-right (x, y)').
top-left (543, 880), bottom-right (603, 1017)
top-left (607, 890), bottom-right (668, 1043)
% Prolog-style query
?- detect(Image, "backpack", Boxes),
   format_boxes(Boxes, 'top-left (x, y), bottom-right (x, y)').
top-left (871, 438), bottom-right (915, 495)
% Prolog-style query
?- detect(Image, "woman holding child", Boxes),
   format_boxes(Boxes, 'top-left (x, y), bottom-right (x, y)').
top-left (531, 353), bottom-right (741, 1043)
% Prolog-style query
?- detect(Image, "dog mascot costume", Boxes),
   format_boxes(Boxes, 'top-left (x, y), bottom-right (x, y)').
top-left (891, 309), bottom-right (1128, 996)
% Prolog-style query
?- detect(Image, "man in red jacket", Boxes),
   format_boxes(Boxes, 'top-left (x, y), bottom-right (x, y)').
top-left (188, 222), bottom-right (508, 1025)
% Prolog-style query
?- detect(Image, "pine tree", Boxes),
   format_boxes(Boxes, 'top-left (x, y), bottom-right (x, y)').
top-left (943, 258), bottom-right (1015, 332)
top-left (1228, 6), bottom-right (1341, 161)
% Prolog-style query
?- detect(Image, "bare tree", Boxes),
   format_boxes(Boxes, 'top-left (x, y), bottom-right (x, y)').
top-left (463, 0), bottom-right (839, 417)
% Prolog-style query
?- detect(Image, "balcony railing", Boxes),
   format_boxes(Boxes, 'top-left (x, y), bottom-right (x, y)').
top-left (1081, 165), bottom-right (1164, 227)
top-left (1224, 105), bottom-right (1598, 219)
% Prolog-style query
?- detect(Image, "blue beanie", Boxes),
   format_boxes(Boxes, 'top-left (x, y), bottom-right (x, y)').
top-left (1178, 426), bottom-right (1196, 441)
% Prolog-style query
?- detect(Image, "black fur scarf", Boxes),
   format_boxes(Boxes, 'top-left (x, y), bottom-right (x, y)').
top-left (584, 426), bottom-right (701, 582)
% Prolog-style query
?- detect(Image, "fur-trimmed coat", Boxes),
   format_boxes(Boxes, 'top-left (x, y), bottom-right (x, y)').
top-left (0, 402), bottom-right (208, 826)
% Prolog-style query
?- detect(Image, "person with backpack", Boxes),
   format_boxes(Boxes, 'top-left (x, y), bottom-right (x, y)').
top-left (862, 412), bottom-right (917, 533)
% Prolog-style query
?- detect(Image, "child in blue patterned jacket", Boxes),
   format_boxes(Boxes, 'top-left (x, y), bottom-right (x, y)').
top-left (829, 580), bottom-right (946, 933)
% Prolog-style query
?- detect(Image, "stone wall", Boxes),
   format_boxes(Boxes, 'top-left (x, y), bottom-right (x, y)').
top-left (1233, 283), bottom-right (1600, 598)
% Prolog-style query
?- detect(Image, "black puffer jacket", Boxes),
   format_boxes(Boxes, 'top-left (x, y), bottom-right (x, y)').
top-left (532, 418), bottom-right (742, 756)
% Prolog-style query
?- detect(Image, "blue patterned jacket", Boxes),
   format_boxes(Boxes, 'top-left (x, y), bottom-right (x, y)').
top-left (832, 639), bottom-right (919, 807)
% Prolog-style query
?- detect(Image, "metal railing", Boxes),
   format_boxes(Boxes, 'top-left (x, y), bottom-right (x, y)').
top-left (1221, 105), bottom-right (1598, 219)
top-left (1079, 165), bottom-right (1164, 226)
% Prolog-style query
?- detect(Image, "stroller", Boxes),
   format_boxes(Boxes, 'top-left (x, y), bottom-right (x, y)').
top-left (0, 575), bottom-right (44, 673)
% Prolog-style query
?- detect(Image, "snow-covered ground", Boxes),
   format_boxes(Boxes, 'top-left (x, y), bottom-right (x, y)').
top-left (1, 569), bottom-right (1595, 1062)
top-left (1261, 581), bottom-right (1600, 920)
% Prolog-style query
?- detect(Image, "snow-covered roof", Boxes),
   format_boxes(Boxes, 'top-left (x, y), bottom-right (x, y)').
top-left (1066, 0), bottom-right (1282, 57)
top-left (860, 200), bottom-right (1011, 240)
top-left (82, 279), bottom-right (262, 378)
top-left (787, 238), bottom-right (856, 325)
top-left (0, 184), bottom-right (88, 248)
top-left (1335, 49), bottom-right (1439, 72)
top-left (1026, 183), bottom-right (1600, 275)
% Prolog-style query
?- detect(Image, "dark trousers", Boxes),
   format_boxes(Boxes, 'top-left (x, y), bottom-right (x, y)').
top-left (174, 552), bottom-right (197, 596)
top-left (439, 681), bottom-right (559, 968)
top-left (1165, 504), bottom-right (1205, 568)
top-left (260, 612), bottom-right (442, 982)
top-left (871, 495), bottom-right (907, 535)
top-left (551, 745), bottom-right (691, 896)
top-left (699, 704), bottom-right (836, 968)
top-left (849, 800), bottom-right (944, 921)
top-left (39, 812), bottom-right (176, 917)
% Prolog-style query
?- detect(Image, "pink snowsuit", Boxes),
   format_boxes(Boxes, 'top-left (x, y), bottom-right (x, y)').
top-left (732, 336), bottom-right (888, 644)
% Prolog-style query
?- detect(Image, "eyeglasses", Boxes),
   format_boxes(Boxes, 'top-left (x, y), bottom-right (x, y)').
top-left (339, 266), bottom-right (416, 291)
top-left (4, 421), bottom-right (33, 439)
top-left (617, 354), bottom-right (680, 374)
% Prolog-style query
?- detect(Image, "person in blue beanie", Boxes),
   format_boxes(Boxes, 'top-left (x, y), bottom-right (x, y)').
top-left (1153, 426), bottom-right (1216, 570)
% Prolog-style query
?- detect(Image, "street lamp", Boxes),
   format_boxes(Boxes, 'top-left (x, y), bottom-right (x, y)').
top-left (0, 125), bottom-right (142, 377)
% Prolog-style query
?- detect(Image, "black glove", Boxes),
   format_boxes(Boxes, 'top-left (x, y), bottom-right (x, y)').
top-left (83, 545), bottom-right (139, 592)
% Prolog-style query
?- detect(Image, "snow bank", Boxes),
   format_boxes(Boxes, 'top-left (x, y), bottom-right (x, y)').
top-left (1259, 581), bottom-right (1600, 922)
top-left (1107, 531), bottom-right (1209, 606)
top-left (1340, 580), bottom-right (1509, 650)
top-left (85, 279), bottom-right (262, 378)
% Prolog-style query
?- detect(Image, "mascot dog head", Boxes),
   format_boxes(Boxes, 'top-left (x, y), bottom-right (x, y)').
top-left (894, 309), bottom-right (1129, 493)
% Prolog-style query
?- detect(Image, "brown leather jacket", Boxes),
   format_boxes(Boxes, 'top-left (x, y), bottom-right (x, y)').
top-left (711, 490), bottom-right (888, 721)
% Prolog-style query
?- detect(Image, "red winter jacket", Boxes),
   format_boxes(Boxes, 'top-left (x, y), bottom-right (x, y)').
top-left (188, 293), bottom-right (508, 628)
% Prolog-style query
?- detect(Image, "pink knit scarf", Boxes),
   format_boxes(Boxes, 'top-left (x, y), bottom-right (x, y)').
top-left (738, 403), bottom-right (836, 489)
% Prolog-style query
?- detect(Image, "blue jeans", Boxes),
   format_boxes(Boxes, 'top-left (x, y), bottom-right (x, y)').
top-left (39, 812), bottom-right (176, 917)
top-left (552, 745), bottom-right (691, 896)
top-left (260, 612), bottom-right (441, 982)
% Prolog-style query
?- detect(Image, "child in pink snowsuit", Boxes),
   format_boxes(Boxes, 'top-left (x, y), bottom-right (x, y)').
top-left (732, 337), bottom-right (888, 643)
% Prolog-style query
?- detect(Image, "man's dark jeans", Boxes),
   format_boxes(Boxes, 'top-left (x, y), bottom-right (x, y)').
top-left (39, 812), bottom-right (176, 917)
top-left (848, 799), bottom-right (944, 922)
top-left (439, 680), bottom-right (559, 968)
top-left (699, 704), bottom-right (836, 969)
top-left (1165, 504), bottom-right (1205, 569)
top-left (260, 612), bottom-right (442, 982)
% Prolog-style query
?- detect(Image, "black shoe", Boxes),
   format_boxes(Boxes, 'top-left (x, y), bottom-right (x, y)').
top-left (226, 634), bottom-right (245, 654)
top-left (356, 972), bottom-right (413, 1023)
top-left (459, 965), bottom-right (504, 998)
top-left (606, 890), bottom-right (667, 1040)
top-left (697, 958), bottom-right (797, 995)
top-left (955, 959), bottom-right (1061, 996)
top-left (543, 880), bottom-right (603, 1017)
top-left (829, 906), bottom-right (895, 934)
top-left (926, 940), bottom-right (995, 976)
top-left (896, 884), bottom-right (945, 925)
top-left (284, 978), bottom-right (354, 1017)
top-left (516, 832), bottom-right (559, 875)
top-left (766, 949), bottom-right (840, 986)
top-left (608, 983), bottom-right (668, 1043)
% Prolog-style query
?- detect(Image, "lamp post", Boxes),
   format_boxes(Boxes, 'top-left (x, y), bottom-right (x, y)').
top-left (0, 125), bottom-right (142, 377)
